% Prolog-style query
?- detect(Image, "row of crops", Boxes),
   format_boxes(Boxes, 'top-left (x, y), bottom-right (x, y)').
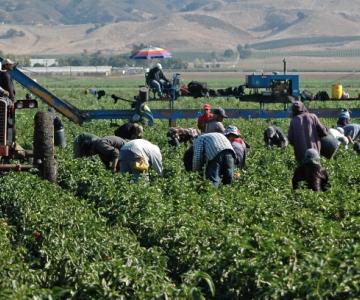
top-left (0, 77), bottom-right (359, 298)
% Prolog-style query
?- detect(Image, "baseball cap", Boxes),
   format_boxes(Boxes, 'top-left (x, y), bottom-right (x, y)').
top-left (339, 109), bottom-right (350, 120)
top-left (203, 103), bottom-right (211, 110)
top-left (224, 125), bottom-right (241, 137)
top-left (213, 107), bottom-right (228, 118)
top-left (303, 148), bottom-right (320, 165)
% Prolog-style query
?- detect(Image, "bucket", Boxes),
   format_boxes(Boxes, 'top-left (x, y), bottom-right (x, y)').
top-left (331, 84), bottom-right (343, 100)
top-left (320, 135), bottom-right (340, 159)
top-left (54, 128), bottom-right (66, 148)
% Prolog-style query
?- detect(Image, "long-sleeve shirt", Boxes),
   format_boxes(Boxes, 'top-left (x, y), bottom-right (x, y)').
top-left (92, 136), bottom-right (125, 161)
top-left (0, 71), bottom-right (15, 100)
top-left (292, 163), bottom-right (328, 192)
top-left (192, 133), bottom-right (234, 171)
top-left (343, 124), bottom-right (360, 141)
top-left (120, 139), bottom-right (163, 174)
top-left (288, 112), bottom-right (328, 162)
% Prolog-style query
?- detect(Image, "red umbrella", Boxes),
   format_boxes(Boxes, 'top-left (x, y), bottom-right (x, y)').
top-left (130, 46), bottom-right (172, 60)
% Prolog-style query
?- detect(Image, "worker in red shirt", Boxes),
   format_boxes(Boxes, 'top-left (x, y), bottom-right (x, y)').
top-left (197, 103), bottom-right (213, 132)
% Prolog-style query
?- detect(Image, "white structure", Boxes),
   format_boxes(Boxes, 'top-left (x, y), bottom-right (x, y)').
top-left (30, 58), bottom-right (58, 67)
top-left (22, 66), bottom-right (112, 76)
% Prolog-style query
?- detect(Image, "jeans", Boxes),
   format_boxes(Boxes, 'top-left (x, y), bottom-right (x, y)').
top-left (150, 80), bottom-right (162, 97)
top-left (205, 149), bottom-right (234, 187)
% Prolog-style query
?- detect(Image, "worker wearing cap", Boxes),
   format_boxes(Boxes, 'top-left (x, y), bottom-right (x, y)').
top-left (205, 107), bottom-right (228, 133)
top-left (224, 125), bottom-right (248, 169)
top-left (197, 103), bottom-right (213, 132)
top-left (336, 110), bottom-right (360, 144)
top-left (119, 138), bottom-right (162, 181)
top-left (264, 126), bottom-right (288, 148)
top-left (0, 58), bottom-right (16, 101)
top-left (73, 133), bottom-right (100, 158)
top-left (146, 63), bottom-right (169, 98)
top-left (292, 149), bottom-right (329, 192)
top-left (184, 132), bottom-right (235, 187)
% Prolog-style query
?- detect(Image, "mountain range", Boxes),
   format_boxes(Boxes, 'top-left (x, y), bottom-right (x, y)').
top-left (0, 0), bottom-right (360, 56)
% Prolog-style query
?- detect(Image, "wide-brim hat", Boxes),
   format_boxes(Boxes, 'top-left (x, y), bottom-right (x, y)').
top-left (224, 125), bottom-right (241, 137)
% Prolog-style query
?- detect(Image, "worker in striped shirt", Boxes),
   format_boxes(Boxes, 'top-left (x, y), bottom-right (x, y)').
top-left (184, 132), bottom-right (235, 187)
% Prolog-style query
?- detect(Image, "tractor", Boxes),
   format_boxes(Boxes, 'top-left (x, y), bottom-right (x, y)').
top-left (0, 96), bottom-right (57, 182)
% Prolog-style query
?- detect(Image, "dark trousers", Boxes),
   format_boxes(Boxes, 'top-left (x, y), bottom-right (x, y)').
top-left (205, 149), bottom-right (234, 187)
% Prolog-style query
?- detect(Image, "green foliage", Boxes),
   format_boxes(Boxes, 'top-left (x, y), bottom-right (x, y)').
top-left (0, 77), bottom-right (359, 298)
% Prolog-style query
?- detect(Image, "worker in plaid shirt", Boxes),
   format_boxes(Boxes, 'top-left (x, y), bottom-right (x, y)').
top-left (188, 132), bottom-right (235, 187)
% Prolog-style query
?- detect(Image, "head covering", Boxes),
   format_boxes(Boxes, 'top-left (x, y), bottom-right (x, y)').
top-left (213, 107), bottom-right (228, 118)
top-left (292, 101), bottom-right (307, 116)
top-left (265, 126), bottom-right (276, 138)
top-left (339, 109), bottom-right (350, 120)
top-left (303, 148), bottom-right (321, 165)
top-left (156, 63), bottom-right (162, 70)
top-left (224, 125), bottom-right (241, 137)
top-left (3, 58), bottom-right (15, 65)
top-left (203, 103), bottom-right (211, 110)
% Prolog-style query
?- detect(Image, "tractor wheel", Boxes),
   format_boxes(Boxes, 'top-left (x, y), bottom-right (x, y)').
top-left (33, 111), bottom-right (57, 182)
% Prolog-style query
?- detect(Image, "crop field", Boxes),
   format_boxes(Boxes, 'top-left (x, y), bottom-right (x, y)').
top-left (0, 74), bottom-right (359, 299)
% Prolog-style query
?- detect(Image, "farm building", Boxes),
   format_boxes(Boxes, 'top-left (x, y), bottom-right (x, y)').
top-left (22, 66), bottom-right (113, 76)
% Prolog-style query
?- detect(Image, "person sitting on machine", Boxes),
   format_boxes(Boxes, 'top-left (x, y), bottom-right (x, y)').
top-left (292, 149), bottom-right (329, 192)
top-left (0, 58), bottom-right (16, 102)
top-left (146, 63), bottom-right (169, 98)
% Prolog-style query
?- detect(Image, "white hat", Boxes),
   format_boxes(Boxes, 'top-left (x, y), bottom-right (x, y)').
top-left (3, 58), bottom-right (15, 65)
top-left (156, 63), bottom-right (162, 70)
top-left (224, 125), bottom-right (241, 137)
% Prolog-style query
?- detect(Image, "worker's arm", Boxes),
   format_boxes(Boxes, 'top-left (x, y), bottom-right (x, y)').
top-left (111, 158), bottom-right (119, 172)
top-left (192, 140), bottom-right (204, 171)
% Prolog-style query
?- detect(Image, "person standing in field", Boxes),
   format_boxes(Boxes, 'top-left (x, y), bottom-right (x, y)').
top-left (197, 103), bottom-right (213, 132)
top-left (205, 107), bottom-right (228, 133)
top-left (288, 101), bottom-right (328, 163)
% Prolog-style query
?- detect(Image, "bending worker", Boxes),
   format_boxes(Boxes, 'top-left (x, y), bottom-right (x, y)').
top-left (119, 138), bottom-right (162, 181)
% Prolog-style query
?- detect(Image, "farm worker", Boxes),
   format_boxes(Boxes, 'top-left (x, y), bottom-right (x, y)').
top-left (114, 122), bottom-right (144, 140)
top-left (335, 109), bottom-right (360, 143)
top-left (90, 136), bottom-right (125, 172)
top-left (224, 125), bottom-right (248, 170)
top-left (73, 133), bottom-right (99, 158)
top-left (197, 103), bottom-right (213, 132)
top-left (146, 63), bottom-right (169, 98)
top-left (263, 126), bottom-right (288, 148)
top-left (85, 88), bottom-right (106, 100)
top-left (0, 58), bottom-right (16, 102)
top-left (0, 86), bottom-right (9, 97)
top-left (288, 101), bottom-right (328, 163)
top-left (336, 109), bottom-right (351, 127)
top-left (48, 108), bottom-right (66, 148)
top-left (205, 107), bottom-right (227, 133)
top-left (329, 127), bottom-right (349, 149)
top-left (185, 132), bottom-right (235, 187)
top-left (167, 127), bottom-right (200, 147)
top-left (292, 149), bottom-right (329, 192)
top-left (119, 139), bottom-right (162, 181)
top-left (342, 124), bottom-right (360, 144)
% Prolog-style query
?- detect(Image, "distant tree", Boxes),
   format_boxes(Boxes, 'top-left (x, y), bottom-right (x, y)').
top-left (223, 49), bottom-right (235, 58)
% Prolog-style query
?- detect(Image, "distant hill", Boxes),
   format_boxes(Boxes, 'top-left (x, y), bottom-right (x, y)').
top-left (0, 0), bottom-right (360, 56)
